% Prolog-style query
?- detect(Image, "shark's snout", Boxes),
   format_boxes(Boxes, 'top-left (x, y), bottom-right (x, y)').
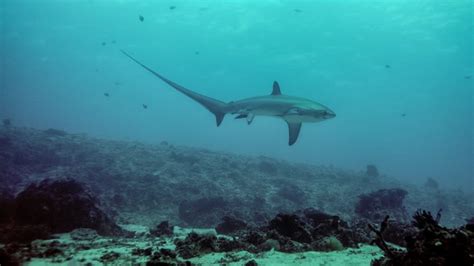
top-left (323, 108), bottom-right (336, 119)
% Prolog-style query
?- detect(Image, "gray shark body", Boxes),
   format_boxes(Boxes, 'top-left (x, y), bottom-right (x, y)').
top-left (122, 50), bottom-right (335, 145)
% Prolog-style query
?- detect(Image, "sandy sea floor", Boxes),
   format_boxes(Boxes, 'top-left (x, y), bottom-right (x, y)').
top-left (22, 225), bottom-right (383, 266)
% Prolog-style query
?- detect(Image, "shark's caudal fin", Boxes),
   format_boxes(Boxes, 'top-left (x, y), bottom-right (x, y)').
top-left (121, 50), bottom-right (227, 126)
top-left (287, 121), bottom-right (302, 146)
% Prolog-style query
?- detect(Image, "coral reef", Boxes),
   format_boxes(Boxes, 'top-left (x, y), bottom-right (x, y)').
top-left (0, 127), bottom-right (473, 264)
top-left (0, 127), bottom-right (472, 229)
top-left (370, 210), bottom-right (474, 266)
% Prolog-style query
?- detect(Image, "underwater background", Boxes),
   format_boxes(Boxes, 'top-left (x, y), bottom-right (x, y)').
top-left (1, 0), bottom-right (472, 189)
top-left (1, 1), bottom-right (474, 265)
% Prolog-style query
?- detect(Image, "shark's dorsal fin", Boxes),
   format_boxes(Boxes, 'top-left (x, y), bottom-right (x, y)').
top-left (272, 81), bottom-right (281, 95)
top-left (286, 121), bottom-right (302, 145)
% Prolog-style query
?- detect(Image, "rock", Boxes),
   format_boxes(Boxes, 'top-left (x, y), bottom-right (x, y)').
top-left (100, 251), bottom-right (120, 263)
top-left (268, 214), bottom-right (312, 244)
top-left (277, 184), bottom-right (306, 204)
top-left (424, 177), bottom-right (439, 190)
top-left (14, 178), bottom-right (124, 236)
top-left (0, 191), bottom-right (14, 224)
top-left (366, 165), bottom-right (379, 177)
top-left (316, 236), bottom-right (344, 251)
top-left (382, 221), bottom-right (416, 247)
top-left (0, 224), bottom-right (51, 243)
top-left (178, 197), bottom-right (228, 227)
top-left (215, 216), bottom-right (247, 235)
top-left (147, 248), bottom-right (193, 266)
top-left (175, 232), bottom-right (217, 259)
top-left (131, 247), bottom-right (152, 256)
top-left (70, 228), bottom-right (99, 241)
top-left (257, 160), bottom-right (277, 175)
top-left (355, 188), bottom-right (408, 222)
top-left (0, 247), bottom-right (19, 266)
top-left (245, 259), bottom-right (258, 266)
top-left (150, 221), bottom-right (174, 237)
top-left (258, 239), bottom-right (280, 251)
top-left (43, 128), bottom-right (67, 137)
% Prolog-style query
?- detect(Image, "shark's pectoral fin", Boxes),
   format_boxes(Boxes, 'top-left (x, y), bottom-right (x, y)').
top-left (234, 114), bottom-right (247, 119)
top-left (215, 112), bottom-right (225, 126)
top-left (286, 121), bottom-right (302, 146)
top-left (246, 113), bottom-right (255, 125)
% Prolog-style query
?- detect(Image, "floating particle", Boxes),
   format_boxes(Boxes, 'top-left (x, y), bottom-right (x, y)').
top-left (169, 6), bottom-right (176, 10)
top-left (294, 9), bottom-right (302, 13)
top-left (401, 113), bottom-right (406, 117)
top-left (465, 75), bottom-right (471, 79)
top-left (104, 92), bottom-right (110, 97)
top-left (195, 51), bottom-right (200, 55)
top-left (101, 42), bottom-right (106, 46)
top-left (142, 104), bottom-right (148, 109)
top-left (111, 40), bottom-right (116, 44)
top-left (385, 64), bottom-right (391, 68)
top-left (139, 15), bottom-right (144, 22)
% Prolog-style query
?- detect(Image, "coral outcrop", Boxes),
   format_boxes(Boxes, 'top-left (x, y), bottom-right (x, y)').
top-left (0, 178), bottom-right (125, 244)
top-left (355, 188), bottom-right (408, 222)
top-left (370, 210), bottom-right (474, 266)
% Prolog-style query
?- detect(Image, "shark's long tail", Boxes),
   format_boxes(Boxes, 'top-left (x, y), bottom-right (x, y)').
top-left (121, 50), bottom-right (227, 126)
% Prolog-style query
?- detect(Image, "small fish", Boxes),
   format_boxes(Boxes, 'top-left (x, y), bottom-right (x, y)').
top-left (139, 15), bottom-right (144, 22)
top-left (465, 75), bottom-right (471, 79)
top-left (195, 51), bottom-right (200, 55)
top-left (385, 64), bottom-right (391, 68)
top-left (104, 92), bottom-right (110, 97)
top-left (294, 9), bottom-right (302, 13)
top-left (169, 6), bottom-right (176, 10)
top-left (142, 104), bottom-right (148, 109)
top-left (101, 42), bottom-right (106, 46)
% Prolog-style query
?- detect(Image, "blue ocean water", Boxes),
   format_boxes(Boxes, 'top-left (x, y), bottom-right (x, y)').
top-left (0, 0), bottom-right (472, 189)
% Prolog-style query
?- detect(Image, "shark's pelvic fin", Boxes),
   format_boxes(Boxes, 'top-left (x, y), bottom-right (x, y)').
top-left (121, 50), bottom-right (227, 126)
top-left (272, 81), bottom-right (281, 95)
top-left (287, 121), bottom-right (302, 146)
top-left (246, 113), bottom-right (255, 125)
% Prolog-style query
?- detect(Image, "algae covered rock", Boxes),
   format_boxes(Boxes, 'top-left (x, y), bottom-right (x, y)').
top-left (14, 178), bottom-right (124, 236)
